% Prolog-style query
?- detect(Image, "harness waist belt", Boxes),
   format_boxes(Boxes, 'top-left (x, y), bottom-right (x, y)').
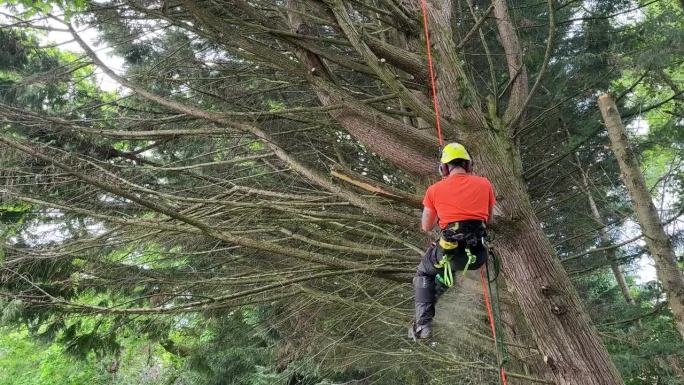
top-left (440, 220), bottom-right (486, 249)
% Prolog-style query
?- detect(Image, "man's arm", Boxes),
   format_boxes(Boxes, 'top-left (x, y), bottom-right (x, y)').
top-left (421, 207), bottom-right (438, 232)
top-left (487, 180), bottom-right (496, 223)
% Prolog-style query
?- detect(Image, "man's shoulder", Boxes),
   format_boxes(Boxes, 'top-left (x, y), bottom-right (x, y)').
top-left (428, 177), bottom-right (449, 189)
top-left (428, 174), bottom-right (492, 189)
top-left (469, 174), bottom-right (492, 185)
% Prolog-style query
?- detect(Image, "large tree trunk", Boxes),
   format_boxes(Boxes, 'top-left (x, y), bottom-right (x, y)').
top-left (416, 2), bottom-right (624, 384)
top-left (497, 279), bottom-right (556, 384)
top-left (598, 93), bottom-right (684, 340)
top-left (475, 134), bottom-right (623, 385)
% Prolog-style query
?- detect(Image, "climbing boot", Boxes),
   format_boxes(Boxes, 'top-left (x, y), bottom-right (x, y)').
top-left (408, 321), bottom-right (432, 341)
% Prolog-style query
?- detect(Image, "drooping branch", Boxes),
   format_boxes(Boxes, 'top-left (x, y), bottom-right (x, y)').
top-left (0, 137), bottom-right (409, 273)
top-left (63, 20), bottom-right (416, 226)
top-left (330, 165), bottom-right (422, 208)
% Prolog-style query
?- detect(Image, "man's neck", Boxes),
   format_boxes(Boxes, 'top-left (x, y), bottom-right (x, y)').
top-left (449, 168), bottom-right (467, 176)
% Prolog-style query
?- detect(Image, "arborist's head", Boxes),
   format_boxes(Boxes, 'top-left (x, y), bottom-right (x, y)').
top-left (439, 142), bottom-right (472, 177)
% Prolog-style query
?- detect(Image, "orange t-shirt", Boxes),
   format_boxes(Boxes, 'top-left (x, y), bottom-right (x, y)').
top-left (422, 173), bottom-right (496, 228)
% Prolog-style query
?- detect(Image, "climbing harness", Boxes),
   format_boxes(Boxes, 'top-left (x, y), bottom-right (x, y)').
top-left (434, 246), bottom-right (476, 288)
top-left (434, 221), bottom-right (484, 287)
top-left (419, 1), bottom-right (509, 383)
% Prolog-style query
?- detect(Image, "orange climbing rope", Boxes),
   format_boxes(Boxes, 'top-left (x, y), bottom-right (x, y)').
top-left (481, 268), bottom-right (509, 385)
top-left (419, 0), bottom-right (444, 146)
top-left (419, 2), bottom-right (508, 384)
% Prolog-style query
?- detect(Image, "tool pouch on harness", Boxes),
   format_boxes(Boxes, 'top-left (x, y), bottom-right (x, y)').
top-left (439, 220), bottom-right (486, 250)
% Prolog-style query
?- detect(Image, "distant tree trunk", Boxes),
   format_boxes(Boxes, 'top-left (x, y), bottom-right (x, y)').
top-left (584, 179), bottom-right (636, 305)
top-left (571, 143), bottom-right (635, 305)
top-left (598, 93), bottom-right (684, 340)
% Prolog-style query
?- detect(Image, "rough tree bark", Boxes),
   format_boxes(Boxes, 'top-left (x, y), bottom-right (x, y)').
top-left (598, 93), bottom-right (684, 340)
top-left (496, 278), bottom-right (556, 384)
top-left (470, 141), bottom-right (623, 385)
top-left (412, 1), bottom-right (624, 384)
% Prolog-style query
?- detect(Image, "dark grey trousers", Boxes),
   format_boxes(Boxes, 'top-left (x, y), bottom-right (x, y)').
top-left (414, 241), bottom-right (488, 327)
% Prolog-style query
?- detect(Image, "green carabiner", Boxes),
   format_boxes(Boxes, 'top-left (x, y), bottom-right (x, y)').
top-left (435, 254), bottom-right (454, 287)
top-left (462, 248), bottom-right (476, 276)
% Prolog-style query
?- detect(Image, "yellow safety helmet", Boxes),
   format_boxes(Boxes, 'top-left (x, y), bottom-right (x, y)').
top-left (440, 142), bottom-right (471, 164)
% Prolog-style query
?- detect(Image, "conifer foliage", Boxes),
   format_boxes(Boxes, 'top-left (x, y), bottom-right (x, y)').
top-left (0, 1), bottom-right (683, 384)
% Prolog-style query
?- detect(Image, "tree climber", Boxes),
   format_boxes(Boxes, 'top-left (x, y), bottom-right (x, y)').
top-left (409, 142), bottom-right (496, 340)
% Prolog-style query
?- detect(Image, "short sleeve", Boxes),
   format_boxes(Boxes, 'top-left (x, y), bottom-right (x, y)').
top-left (422, 185), bottom-right (435, 210)
top-left (488, 180), bottom-right (496, 206)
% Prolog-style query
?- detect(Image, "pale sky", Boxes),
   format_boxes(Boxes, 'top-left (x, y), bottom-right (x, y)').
top-left (0, 7), bottom-right (124, 92)
top-left (41, 18), bottom-right (124, 92)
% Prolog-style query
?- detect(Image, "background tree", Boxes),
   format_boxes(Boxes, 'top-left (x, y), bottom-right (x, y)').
top-left (599, 93), bottom-right (684, 339)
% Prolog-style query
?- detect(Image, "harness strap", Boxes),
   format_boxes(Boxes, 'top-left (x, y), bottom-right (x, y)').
top-left (434, 244), bottom-right (477, 288)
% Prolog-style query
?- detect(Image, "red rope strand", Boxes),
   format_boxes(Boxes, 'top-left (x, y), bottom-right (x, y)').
top-left (481, 269), bottom-right (509, 385)
top-left (419, 0), bottom-right (444, 147)
top-left (480, 269), bottom-right (497, 339)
